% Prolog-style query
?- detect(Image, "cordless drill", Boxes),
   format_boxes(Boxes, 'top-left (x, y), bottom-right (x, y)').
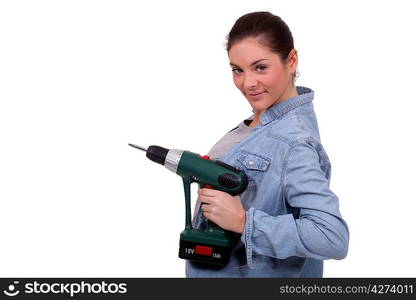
top-left (129, 143), bottom-right (248, 267)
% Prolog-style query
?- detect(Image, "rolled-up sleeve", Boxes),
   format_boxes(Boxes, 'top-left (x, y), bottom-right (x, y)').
top-left (241, 142), bottom-right (349, 267)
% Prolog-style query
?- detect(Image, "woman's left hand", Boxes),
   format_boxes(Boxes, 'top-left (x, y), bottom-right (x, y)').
top-left (198, 188), bottom-right (246, 234)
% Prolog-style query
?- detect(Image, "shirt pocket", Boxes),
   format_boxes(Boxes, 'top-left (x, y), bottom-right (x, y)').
top-left (236, 151), bottom-right (271, 191)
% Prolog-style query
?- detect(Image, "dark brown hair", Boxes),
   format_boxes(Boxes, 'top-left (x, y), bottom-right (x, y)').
top-left (225, 11), bottom-right (298, 81)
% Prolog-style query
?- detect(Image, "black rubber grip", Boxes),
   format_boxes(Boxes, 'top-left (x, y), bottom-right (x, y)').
top-left (218, 173), bottom-right (240, 189)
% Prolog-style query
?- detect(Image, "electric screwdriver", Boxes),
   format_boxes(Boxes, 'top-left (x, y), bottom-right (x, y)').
top-left (129, 143), bottom-right (248, 267)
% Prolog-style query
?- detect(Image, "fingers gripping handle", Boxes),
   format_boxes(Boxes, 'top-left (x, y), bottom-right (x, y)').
top-left (200, 184), bottom-right (219, 230)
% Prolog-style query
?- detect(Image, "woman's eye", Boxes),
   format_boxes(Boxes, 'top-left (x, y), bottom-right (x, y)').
top-left (256, 65), bottom-right (267, 71)
top-left (231, 65), bottom-right (266, 74)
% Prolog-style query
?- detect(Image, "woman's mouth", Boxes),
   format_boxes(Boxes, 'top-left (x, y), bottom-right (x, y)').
top-left (247, 91), bottom-right (266, 99)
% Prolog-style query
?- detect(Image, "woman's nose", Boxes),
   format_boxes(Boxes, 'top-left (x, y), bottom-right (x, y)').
top-left (242, 74), bottom-right (258, 90)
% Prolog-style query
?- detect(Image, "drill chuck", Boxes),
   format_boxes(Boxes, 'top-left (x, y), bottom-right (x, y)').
top-left (146, 145), bottom-right (169, 165)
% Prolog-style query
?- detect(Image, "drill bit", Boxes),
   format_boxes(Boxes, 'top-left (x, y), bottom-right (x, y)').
top-left (128, 143), bottom-right (148, 152)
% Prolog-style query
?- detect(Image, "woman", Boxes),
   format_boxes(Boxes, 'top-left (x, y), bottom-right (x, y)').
top-left (186, 11), bottom-right (349, 277)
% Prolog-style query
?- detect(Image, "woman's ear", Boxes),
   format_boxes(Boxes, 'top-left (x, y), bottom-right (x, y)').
top-left (287, 49), bottom-right (298, 73)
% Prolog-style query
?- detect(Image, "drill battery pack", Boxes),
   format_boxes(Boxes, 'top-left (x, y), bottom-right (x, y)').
top-left (179, 239), bottom-right (231, 267)
top-left (179, 228), bottom-right (241, 267)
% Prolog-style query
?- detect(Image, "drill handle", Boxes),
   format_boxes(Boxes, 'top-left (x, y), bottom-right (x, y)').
top-left (182, 177), bottom-right (193, 230)
top-left (182, 178), bottom-right (214, 231)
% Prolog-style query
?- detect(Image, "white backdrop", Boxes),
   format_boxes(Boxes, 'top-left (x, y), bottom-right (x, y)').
top-left (1, 0), bottom-right (415, 277)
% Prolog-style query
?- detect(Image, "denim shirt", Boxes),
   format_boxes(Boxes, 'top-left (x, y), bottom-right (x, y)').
top-left (186, 86), bottom-right (349, 277)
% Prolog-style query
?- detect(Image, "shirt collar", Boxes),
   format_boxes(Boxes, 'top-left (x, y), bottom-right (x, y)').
top-left (249, 86), bottom-right (314, 128)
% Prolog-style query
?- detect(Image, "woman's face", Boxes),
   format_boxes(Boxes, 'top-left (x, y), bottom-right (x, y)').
top-left (228, 37), bottom-right (298, 114)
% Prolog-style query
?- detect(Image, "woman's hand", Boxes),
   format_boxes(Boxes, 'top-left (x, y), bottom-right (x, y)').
top-left (198, 188), bottom-right (246, 234)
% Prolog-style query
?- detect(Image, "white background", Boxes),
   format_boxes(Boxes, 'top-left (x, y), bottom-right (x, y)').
top-left (1, 0), bottom-right (415, 277)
